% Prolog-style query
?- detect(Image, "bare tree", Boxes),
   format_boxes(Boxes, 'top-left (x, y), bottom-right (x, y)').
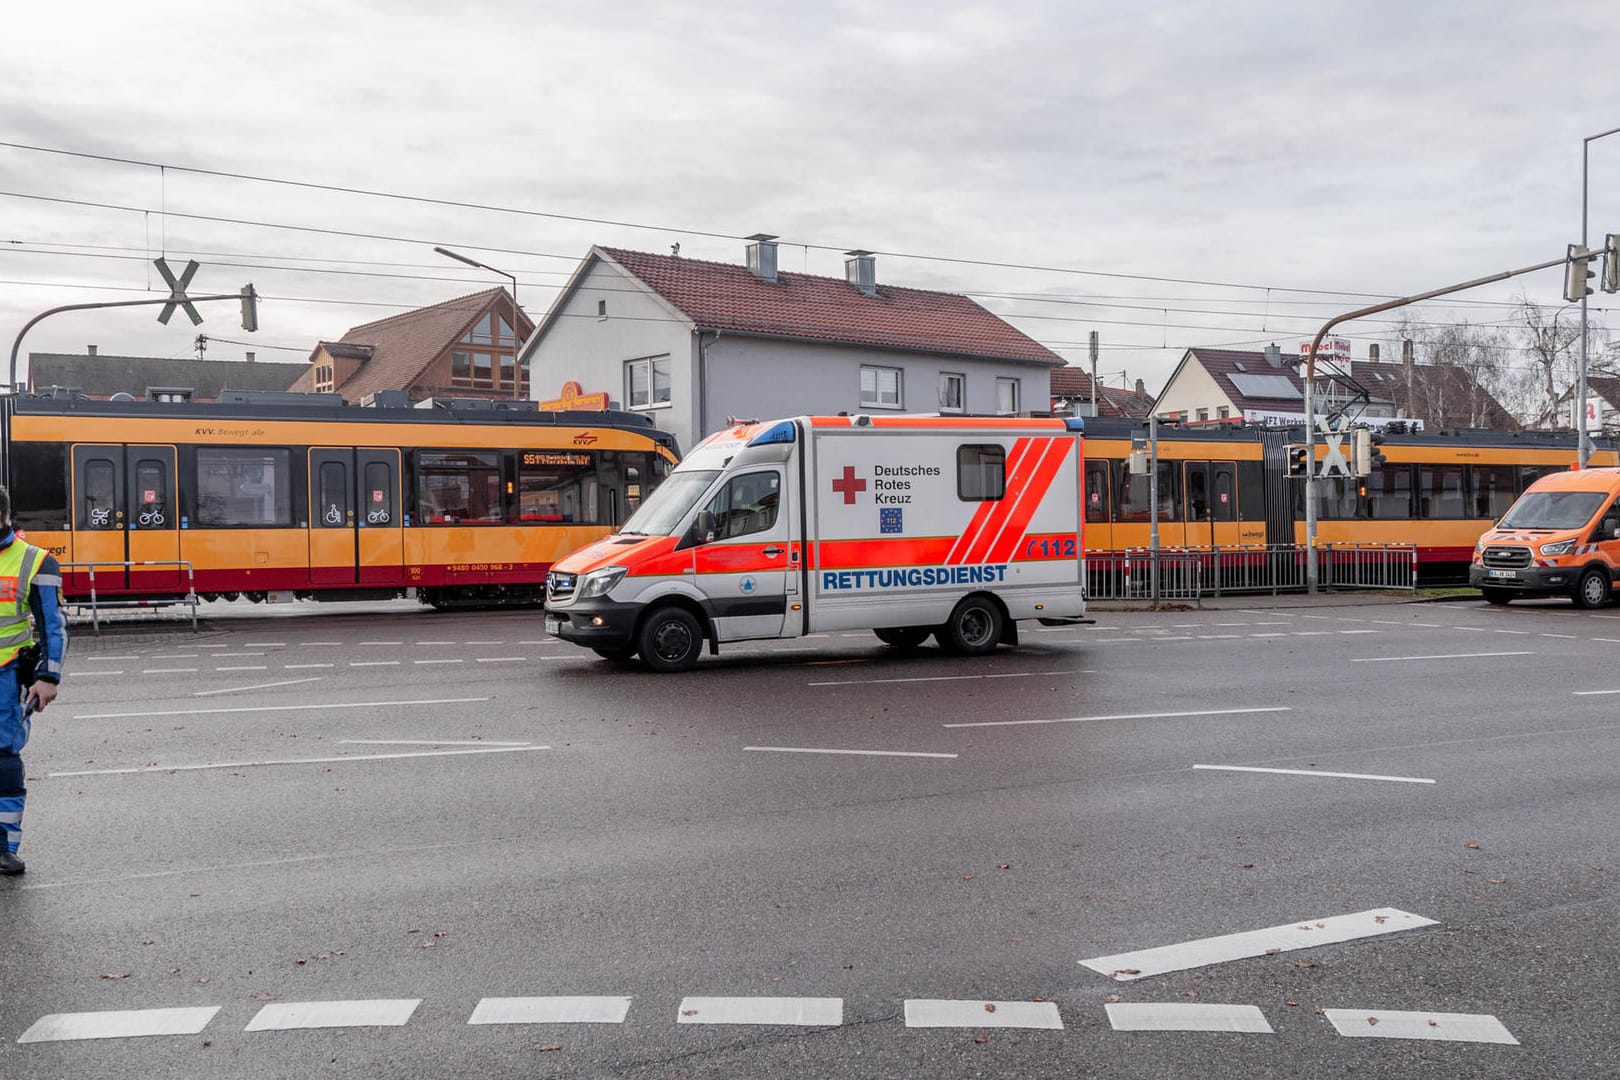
top-left (1384, 314), bottom-right (1515, 428)
top-left (1516, 296), bottom-right (1587, 427)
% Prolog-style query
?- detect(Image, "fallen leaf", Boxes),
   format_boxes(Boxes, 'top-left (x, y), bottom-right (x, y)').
top-left (1183, 989), bottom-right (1200, 999)
top-left (195, 977), bottom-right (210, 985)
top-left (169, 968), bottom-right (181, 975)
top-left (1031, 996), bottom-right (1046, 1002)
top-left (1286, 1001), bottom-right (1299, 1007)
top-left (842, 964), bottom-right (854, 970)
top-left (1466, 843), bottom-right (1481, 850)
top-left (974, 1035), bottom-right (988, 1044)
top-left (1367, 1017), bottom-right (1379, 1026)
top-left (421, 941), bottom-right (436, 949)
top-left (682, 1009), bottom-right (698, 1016)
top-left (1428, 1019), bottom-right (1438, 1027)
top-left (1106, 993), bottom-right (1121, 1003)
top-left (295, 958), bottom-right (307, 966)
top-left (407, 929), bottom-right (421, 935)
top-left (962, 873), bottom-right (974, 881)
top-left (100, 972), bottom-right (130, 980)
top-left (1488, 879), bottom-right (1508, 885)
top-left (1265, 948), bottom-right (1282, 955)
top-left (1109, 969), bottom-right (1141, 979)
top-left (533, 1044), bottom-right (562, 1052)
top-left (997, 863), bottom-right (1011, 870)
top-left (1294, 961), bottom-right (1317, 969)
top-left (984, 1003), bottom-right (997, 1013)
top-left (252, 993), bottom-right (274, 1001)
top-left (1373, 915), bottom-right (1388, 924)
top-left (1240, 863), bottom-right (1255, 869)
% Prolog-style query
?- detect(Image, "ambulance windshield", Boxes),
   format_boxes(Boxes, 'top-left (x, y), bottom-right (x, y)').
top-left (1497, 490), bottom-right (1606, 531)
top-left (618, 469), bottom-right (720, 536)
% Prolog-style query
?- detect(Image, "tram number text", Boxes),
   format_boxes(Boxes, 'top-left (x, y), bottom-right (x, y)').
top-left (447, 562), bottom-right (512, 573)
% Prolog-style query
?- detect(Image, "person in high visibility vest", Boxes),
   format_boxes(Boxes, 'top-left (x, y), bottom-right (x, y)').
top-left (0, 485), bottom-right (66, 876)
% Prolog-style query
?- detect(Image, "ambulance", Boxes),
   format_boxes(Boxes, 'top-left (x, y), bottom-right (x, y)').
top-left (543, 414), bottom-right (1088, 671)
top-left (1470, 466), bottom-right (1620, 608)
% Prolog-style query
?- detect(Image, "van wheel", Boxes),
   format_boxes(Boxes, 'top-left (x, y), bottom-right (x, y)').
top-left (1574, 568), bottom-right (1610, 609)
top-left (937, 595), bottom-right (1003, 656)
top-left (638, 607), bottom-right (704, 672)
top-left (1480, 587), bottom-right (1513, 606)
top-left (875, 627), bottom-right (930, 649)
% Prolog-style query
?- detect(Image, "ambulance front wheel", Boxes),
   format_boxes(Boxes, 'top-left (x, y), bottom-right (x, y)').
top-left (638, 606), bottom-right (705, 672)
top-left (875, 627), bottom-right (931, 650)
top-left (938, 595), bottom-right (1004, 656)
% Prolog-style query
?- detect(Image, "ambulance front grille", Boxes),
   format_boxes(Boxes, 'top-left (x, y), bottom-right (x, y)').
top-left (546, 573), bottom-right (577, 602)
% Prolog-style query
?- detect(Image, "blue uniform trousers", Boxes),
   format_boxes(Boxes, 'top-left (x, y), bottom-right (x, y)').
top-left (0, 662), bottom-right (30, 855)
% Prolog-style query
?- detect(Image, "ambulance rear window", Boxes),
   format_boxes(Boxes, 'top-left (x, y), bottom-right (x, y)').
top-left (958, 445), bottom-right (1005, 501)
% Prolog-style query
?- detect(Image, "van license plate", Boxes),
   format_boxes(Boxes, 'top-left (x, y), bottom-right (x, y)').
top-left (545, 617), bottom-right (563, 635)
top-left (1487, 569), bottom-right (1518, 579)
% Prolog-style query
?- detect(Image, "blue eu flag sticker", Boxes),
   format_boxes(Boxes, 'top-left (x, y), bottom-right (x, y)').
top-left (880, 507), bottom-right (903, 534)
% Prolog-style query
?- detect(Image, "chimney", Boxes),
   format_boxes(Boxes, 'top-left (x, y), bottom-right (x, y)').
top-left (1134, 378), bottom-right (1146, 396)
top-left (245, 351), bottom-right (256, 363)
top-left (87, 344), bottom-right (97, 356)
top-left (844, 250), bottom-right (877, 297)
top-left (1263, 343), bottom-right (1282, 369)
top-left (1369, 343), bottom-right (1380, 362)
top-left (745, 233), bottom-right (779, 283)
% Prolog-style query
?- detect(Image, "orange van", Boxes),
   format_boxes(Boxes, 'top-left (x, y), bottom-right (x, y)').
top-left (1470, 466), bottom-right (1620, 607)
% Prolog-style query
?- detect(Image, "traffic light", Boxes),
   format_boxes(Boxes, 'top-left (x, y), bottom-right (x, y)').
top-left (1285, 443), bottom-right (1308, 478)
top-left (1566, 244), bottom-right (1596, 302)
top-left (1354, 429), bottom-right (1386, 477)
top-left (1604, 234), bottom-right (1620, 294)
top-left (240, 284), bottom-right (259, 332)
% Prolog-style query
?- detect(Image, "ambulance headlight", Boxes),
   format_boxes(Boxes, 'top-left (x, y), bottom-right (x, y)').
top-left (577, 566), bottom-right (628, 599)
top-left (1539, 540), bottom-right (1577, 557)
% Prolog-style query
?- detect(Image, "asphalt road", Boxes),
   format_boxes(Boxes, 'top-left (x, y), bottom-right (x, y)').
top-left (1, 595), bottom-right (1616, 1079)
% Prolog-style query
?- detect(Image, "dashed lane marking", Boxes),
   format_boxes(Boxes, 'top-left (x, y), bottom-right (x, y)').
top-left (464, 640), bottom-right (504, 645)
top-left (285, 663), bottom-right (334, 669)
top-left (676, 997), bottom-right (842, 1026)
top-left (415, 640), bottom-right (457, 645)
top-left (350, 661), bottom-right (400, 667)
top-left (1079, 908), bottom-right (1436, 982)
top-left (245, 999), bottom-right (421, 1031)
top-left (142, 667), bottom-right (196, 674)
top-left (1572, 688), bottom-right (1620, 696)
top-left (18, 1006), bottom-right (221, 1043)
top-left (213, 652), bottom-right (265, 658)
top-left (811, 669), bottom-right (1088, 687)
top-left (359, 641), bottom-right (403, 646)
top-left (1322, 1009), bottom-right (1517, 1045)
top-left (194, 677), bottom-right (321, 697)
top-left (49, 744), bottom-right (548, 778)
top-left (468, 997), bottom-right (632, 1025)
top-left (341, 739), bottom-right (532, 747)
top-left (904, 1000), bottom-right (1063, 1029)
top-left (415, 659), bottom-right (464, 664)
top-left (1349, 651), bottom-right (1534, 663)
top-left (151, 653), bottom-right (198, 659)
top-left (73, 670), bottom-right (124, 677)
top-left (243, 641), bottom-right (287, 647)
top-left (745, 746), bottom-right (958, 759)
top-left (1105, 1003), bottom-right (1272, 1034)
top-left (475, 657), bottom-right (526, 663)
top-left (217, 665), bottom-right (268, 672)
top-left (1539, 633), bottom-right (1578, 639)
top-left (72, 697), bottom-right (491, 720)
top-left (945, 706), bottom-right (1290, 730)
top-left (1193, 764), bottom-right (1435, 785)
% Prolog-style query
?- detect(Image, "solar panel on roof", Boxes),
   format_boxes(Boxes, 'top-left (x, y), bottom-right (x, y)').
top-left (1229, 373), bottom-right (1301, 399)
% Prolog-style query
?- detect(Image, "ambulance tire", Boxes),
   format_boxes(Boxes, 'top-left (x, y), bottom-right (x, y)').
top-left (592, 646), bottom-right (639, 662)
top-left (1573, 568), bottom-right (1610, 609)
top-left (1480, 587), bottom-right (1513, 605)
top-left (638, 606), bottom-right (705, 672)
top-left (938, 595), bottom-right (1003, 656)
top-left (874, 627), bottom-right (931, 650)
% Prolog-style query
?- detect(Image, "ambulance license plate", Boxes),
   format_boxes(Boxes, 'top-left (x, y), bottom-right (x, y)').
top-left (545, 617), bottom-right (563, 635)
top-left (1487, 569), bottom-right (1518, 579)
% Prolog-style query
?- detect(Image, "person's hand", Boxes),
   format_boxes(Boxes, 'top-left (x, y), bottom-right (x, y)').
top-left (25, 682), bottom-right (57, 712)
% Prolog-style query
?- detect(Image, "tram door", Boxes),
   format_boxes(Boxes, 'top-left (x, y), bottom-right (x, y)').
top-left (70, 444), bottom-right (128, 590)
top-left (126, 446), bottom-right (181, 592)
top-left (308, 449), bottom-right (404, 587)
top-left (1183, 461), bottom-right (1238, 547)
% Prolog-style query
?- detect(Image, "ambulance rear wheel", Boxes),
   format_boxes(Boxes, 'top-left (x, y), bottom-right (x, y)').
top-left (638, 607), bottom-right (704, 672)
top-left (1574, 568), bottom-right (1610, 609)
top-left (592, 646), bottom-right (638, 662)
top-left (938, 595), bottom-right (1003, 656)
top-left (875, 627), bottom-right (930, 650)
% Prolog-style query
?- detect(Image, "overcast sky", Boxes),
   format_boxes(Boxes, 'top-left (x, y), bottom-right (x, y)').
top-left (3, 0), bottom-right (1618, 394)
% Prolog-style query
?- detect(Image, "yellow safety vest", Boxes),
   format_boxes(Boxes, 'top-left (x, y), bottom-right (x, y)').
top-left (0, 539), bottom-right (43, 669)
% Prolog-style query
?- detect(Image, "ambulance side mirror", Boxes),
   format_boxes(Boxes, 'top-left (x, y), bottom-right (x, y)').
top-left (686, 511), bottom-right (719, 546)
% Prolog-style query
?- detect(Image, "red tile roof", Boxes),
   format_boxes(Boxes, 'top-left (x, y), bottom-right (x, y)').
top-left (1184, 348), bottom-right (1307, 410)
top-left (597, 247), bottom-right (1062, 366)
top-left (1049, 366), bottom-right (1155, 418)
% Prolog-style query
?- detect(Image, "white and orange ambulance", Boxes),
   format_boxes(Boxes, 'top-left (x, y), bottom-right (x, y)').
top-left (543, 414), bottom-right (1088, 671)
top-left (1470, 466), bottom-right (1620, 607)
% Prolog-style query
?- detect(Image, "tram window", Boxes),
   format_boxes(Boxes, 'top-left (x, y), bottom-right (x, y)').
top-left (1113, 460), bottom-right (1178, 521)
top-left (1084, 460), bottom-right (1110, 522)
top-left (1186, 466), bottom-right (1210, 520)
top-left (1362, 464), bottom-right (1413, 520)
top-left (1472, 465), bottom-right (1516, 519)
top-left (519, 451), bottom-right (605, 524)
top-left (1517, 465), bottom-right (1560, 494)
top-left (1211, 463), bottom-right (1237, 522)
top-left (318, 462), bottom-right (347, 528)
top-left (82, 458), bottom-right (118, 529)
top-left (1237, 461), bottom-right (1265, 521)
top-left (363, 462), bottom-right (394, 527)
top-left (132, 459), bottom-right (169, 529)
top-left (958, 445), bottom-right (1006, 501)
top-left (1310, 476), bottom-right (1358, 520)
top-left (625, 466), bottom-right (643, 512)
top-left (417, 451), bottom-right (503, 524)
top-left (1418, 464), bottom-right (1466, 519)
top-left (195, 448), bottom-right (293, 527)
top-left (9, 443), bottom-right (67, 531)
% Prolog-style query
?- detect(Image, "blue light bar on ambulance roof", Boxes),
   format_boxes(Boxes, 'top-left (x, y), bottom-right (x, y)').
top-left (748, 420), bottom-right (797, 446)
top-left (1064, 417), bottom-right (1085, 432)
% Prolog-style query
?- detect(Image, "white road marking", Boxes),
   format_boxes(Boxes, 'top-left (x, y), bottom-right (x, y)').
top-left (1249, 633), bottom-right (1288, 638)
top-left (1572, 688), bottom-right (1620, 696)
top-left (468, 997), bottom-right (632, 1025)
top-left (475, 657), bottom-right (526, 663)
top-left (415, 658), bottom-right (464, 664)
top-left (745, 746), bottom-right (957, 759)
top-left (1409, 623), bottom-right (1441, 628)
top-left (1350, 651), bottom-right (1533, 663)
top-left (83, 654), bottom-right (139, 660)
top-left (1539, 633), bottom-right (1578, 639)
top-left (1300, 614), bottom-right (1331, 619)
top-left (676, 997), bottom-right (842, 1026)
top-left (1322, 1008), bottom-right (1518, 1045)
top-left (217, 665), bottom-right (268, 672)
top-left (1080, 907), bottom-right (1436, 981)
top-left (1153, 636), bottom-right (1195, 641)
top-left (1105, 1003), bottom-right (1272, 1033)
top-left (516, 640), bottom-right (553, 645)
top-left (341, 739), bottom-right (532, 747)
top-left (143, 667), bottom-right (197, 674)
top-left (1214, 622), bottom-right (1251, 627)
top-left (1291, 631), bottom-right (1332, 636)
top-left (285, 663), bottom-right (334, 669)
top-left (214, 652), bottom-right (265, 658)
top-left (416, 640), bottom-right (457, 645)
top-left (903, 999), bottom-right (1063, 1029)
top-left (464, 639), bottom-right (504, 645)
top-left (350, 661), bottom-right (400, 667)
top-left (245, 999), bottom-right (421, 1031)
top-left (73, 670), bottom-right (124, 677)
top-left (18, 1006), bottom-right (220, 1043)
top-left (151, 653), bottom-right (198, 659)
top-left (1198, 634), bottom-right (1242, 640)
top-left (811, 669), bottom-right (1086, 687)
top-left (360, 641), bottom-right (403, 646)
top-left (1594, 638), bottom-right (1620, 644)
top-left (302, 641), bottom-right (341, 646)
top-left (1337, 630), bottom-right (1381, 635)
top-left (195, 677), bottom-right (322, 697)
top-left (73, 697), bottom-right (490, 720)
top-left (1254, 621), bottom-right (1290, 625)
top-left (945, 706), bottom-right (1291, 729)
top-left (1493, 629), bottom-right (1530, 634)
top-left (243, 641), bottom-right (287, 647)
top-left (1194, 764), bottom-right (1435, 785)
top-left (50, 745), bottom-right (547, 778)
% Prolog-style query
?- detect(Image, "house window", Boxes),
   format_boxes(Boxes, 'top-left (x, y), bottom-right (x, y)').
top-left (938, 372), bottom-right (965, 413)
top-left (597, 299), bottom-right (608, 320)
top-left (861, 365), bottom-right (903, 409)
top-left (625, 355), bottom-right (672, 409)
top-left (995, 378), bottom-right (1020, 415)
top-left (1196, 408), bottom-right (1209, 422)
top-left (450, 309), bottom-right (526, 393)
top-left (1218, 406), bottom-right (1230, 419)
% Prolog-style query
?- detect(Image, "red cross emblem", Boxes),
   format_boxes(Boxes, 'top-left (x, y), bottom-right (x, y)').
top-left (831, 466), bottom-right (867, 505)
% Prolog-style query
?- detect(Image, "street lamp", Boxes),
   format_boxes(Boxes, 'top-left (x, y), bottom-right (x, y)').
top-left (1578, 126), bottom-right (1620, 465)
top-left (433, 246), bottom-right (525, 400)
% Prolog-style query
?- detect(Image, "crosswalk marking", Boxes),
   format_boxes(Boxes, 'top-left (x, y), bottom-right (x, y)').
top-left (1322, 1008), bottom-right (1517, 1045)
top-left (903, 999), bottom-right (1063, 1029)
top-left (468, 997), bottom-right (632, 1025)
top-left (676, 997), bottom-right (842, 1026)
top-left (18, 1007), bottom-right (220, 1043)
top-left (1105, 1003), bottom-right (1272, 1033)
top-left (245, 999), bottom-right (421, 1031)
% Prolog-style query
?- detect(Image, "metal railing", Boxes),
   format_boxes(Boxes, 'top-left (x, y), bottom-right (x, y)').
top-left (1085, 544), bottom-right (1416, 601)
top-left (59, 560), bottom-right (199, 634)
